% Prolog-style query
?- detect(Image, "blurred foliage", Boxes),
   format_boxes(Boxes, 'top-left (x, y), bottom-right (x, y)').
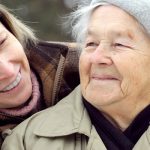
top-left (0, 0), bottom-right (72, 41)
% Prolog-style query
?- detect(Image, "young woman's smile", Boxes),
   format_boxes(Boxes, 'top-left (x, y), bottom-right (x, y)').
top-left (0, 23), bottom-right (32, 108)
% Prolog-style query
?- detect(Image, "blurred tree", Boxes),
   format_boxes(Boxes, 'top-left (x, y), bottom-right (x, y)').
top-left (0, 0), bottom-right (73, 41)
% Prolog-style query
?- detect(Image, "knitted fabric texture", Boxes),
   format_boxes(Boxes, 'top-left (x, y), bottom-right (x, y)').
top-left (90, 0), bottom-right (150, 34)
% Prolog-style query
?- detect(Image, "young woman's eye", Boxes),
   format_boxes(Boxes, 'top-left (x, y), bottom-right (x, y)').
top-left (0, 33), bottom-right (7, 46)
top-left (0, 38), bottom-right (6, 45)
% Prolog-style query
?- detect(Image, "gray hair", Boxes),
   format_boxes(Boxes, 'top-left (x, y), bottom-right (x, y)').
top-left (68, 0), bottom-right (150, 43)
top-left (67, 2), bottom-right (98, 43)
top-left (0, 4), bottom-right (37, 52)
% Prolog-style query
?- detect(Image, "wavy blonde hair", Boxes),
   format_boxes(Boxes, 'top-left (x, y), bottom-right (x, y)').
top-left (0, 4), bottom-right (37, 51)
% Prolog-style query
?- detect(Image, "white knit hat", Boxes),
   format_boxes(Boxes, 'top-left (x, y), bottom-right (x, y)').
top-left (90, 0), bottom-right (150, 34)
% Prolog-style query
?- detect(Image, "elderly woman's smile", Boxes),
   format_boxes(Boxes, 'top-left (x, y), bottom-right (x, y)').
top-left (90, 71), bottom-right (120, 87)
top-left (91, 74), bottom-right (117, 81)
top-left (91, 74), bottom-right (119, 80)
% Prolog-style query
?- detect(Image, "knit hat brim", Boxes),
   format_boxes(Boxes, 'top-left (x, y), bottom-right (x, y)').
top-left (90, 0), bottom-right (150, 34)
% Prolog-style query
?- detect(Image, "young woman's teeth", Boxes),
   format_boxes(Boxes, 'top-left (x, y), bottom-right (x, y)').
top-left (2, 72), bottom-right (21, 92)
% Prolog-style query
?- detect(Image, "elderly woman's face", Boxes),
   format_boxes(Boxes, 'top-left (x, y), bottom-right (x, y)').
top-left (0, 23), bottom-right (32, 108)
top-left (79, 5), bottom-right (150, 110)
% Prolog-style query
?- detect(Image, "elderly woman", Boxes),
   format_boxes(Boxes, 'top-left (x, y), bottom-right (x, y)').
top-left (0, 4), bottom-right (79, 148)
top-left (2, 0), bottom-right (150, 149)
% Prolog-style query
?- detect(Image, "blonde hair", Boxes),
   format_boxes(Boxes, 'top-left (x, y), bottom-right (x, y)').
top-left (0, 4), bottom-right (37, 51)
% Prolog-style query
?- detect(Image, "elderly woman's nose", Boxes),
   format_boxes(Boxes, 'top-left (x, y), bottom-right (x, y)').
top-left (0, 60), bottom-right (15, 80)
top-left (89, 45), bottom-right (113, 65)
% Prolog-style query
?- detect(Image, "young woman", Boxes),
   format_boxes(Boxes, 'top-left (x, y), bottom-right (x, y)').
top-left (0, 4), bottom-right (80, 147)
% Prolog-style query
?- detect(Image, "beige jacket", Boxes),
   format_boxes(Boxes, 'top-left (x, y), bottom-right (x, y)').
top-left (2, 86), bottom-right (150, 150)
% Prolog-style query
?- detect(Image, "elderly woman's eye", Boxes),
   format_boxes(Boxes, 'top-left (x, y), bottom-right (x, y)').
top-left (86, 42), bottom-right (98, 47)
top-left (115, 43), bottom-right (125, 47)
top-left (114, 43), bottom-right (131, 49)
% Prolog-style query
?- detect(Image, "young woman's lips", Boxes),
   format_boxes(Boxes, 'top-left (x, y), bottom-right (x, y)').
top-left (1, 72), bottom-right (22, 92)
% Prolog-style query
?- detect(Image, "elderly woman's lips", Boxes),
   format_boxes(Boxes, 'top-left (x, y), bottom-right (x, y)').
top-left (91, 75), bottom-right (118, 80)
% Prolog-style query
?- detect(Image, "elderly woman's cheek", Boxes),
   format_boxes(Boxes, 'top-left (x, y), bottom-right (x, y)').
top-left (119, 77), bottom-right (131, 98)
top-left (79, 53), bottom-right (91, 94)
top-left (120, 61), bottom-right (150, 100)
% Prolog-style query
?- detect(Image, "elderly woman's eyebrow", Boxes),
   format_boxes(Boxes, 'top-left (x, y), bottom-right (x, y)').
top-left (111, 29), bottom-right (135, 40)
top-left (86, 28), bottom-right (135, 40)
top-left (86, 28), bottom-right (104, 37)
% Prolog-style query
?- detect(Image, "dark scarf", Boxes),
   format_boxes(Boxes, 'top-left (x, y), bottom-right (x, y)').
top-left (83, 98), bottom-right (150, 150)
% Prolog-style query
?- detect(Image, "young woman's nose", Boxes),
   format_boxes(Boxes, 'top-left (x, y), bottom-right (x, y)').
top-left (0, 60), bottom-right (15, 80)
top-left (89, 44), bottom-right (113, 65)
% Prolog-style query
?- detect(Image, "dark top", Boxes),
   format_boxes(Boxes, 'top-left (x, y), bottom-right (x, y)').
top-left (83, 98), bottom-right (150, 150)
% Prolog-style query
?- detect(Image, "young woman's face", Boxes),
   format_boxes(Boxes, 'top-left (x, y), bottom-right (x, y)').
top-left (0, 23), bottom-right (32, 108)
top-left (80, 5), bottom-right (150, 111)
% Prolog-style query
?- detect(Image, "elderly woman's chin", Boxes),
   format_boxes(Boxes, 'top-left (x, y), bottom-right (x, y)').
top-left (82, 81), bottom-right (123, 108)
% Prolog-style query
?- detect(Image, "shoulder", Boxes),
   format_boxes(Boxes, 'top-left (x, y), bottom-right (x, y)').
top-left (1, 102), bottom-right (69, 150)
top-left (2, 86), bottom-right (82, 150)
top-left (133, 126), bottom-right (150, 149)
top-left (31, 41), bottom-right (79, 60)
top-left (28, 41), bottom-right (80, 105)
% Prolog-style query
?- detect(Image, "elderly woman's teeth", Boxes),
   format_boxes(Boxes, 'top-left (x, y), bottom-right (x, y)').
top-left (2, 72), bottom-right (21, 92)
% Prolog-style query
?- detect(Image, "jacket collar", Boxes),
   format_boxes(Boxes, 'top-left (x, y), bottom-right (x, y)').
top-left (33, 85), bottom-right (92, 137)
top-left (132, 126), bottom-right (150, 149)
top-left (33, 85), bottom-right (150, 149)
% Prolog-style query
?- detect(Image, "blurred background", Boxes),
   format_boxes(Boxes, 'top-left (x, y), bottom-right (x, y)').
top-left (0, 0), bottom-right (81, 42)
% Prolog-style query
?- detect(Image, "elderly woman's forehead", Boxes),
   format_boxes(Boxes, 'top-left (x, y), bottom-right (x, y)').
top-left (93, 5), bottom-right (136, 21)
top-left (90, 5), bottom-right (145, 30)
